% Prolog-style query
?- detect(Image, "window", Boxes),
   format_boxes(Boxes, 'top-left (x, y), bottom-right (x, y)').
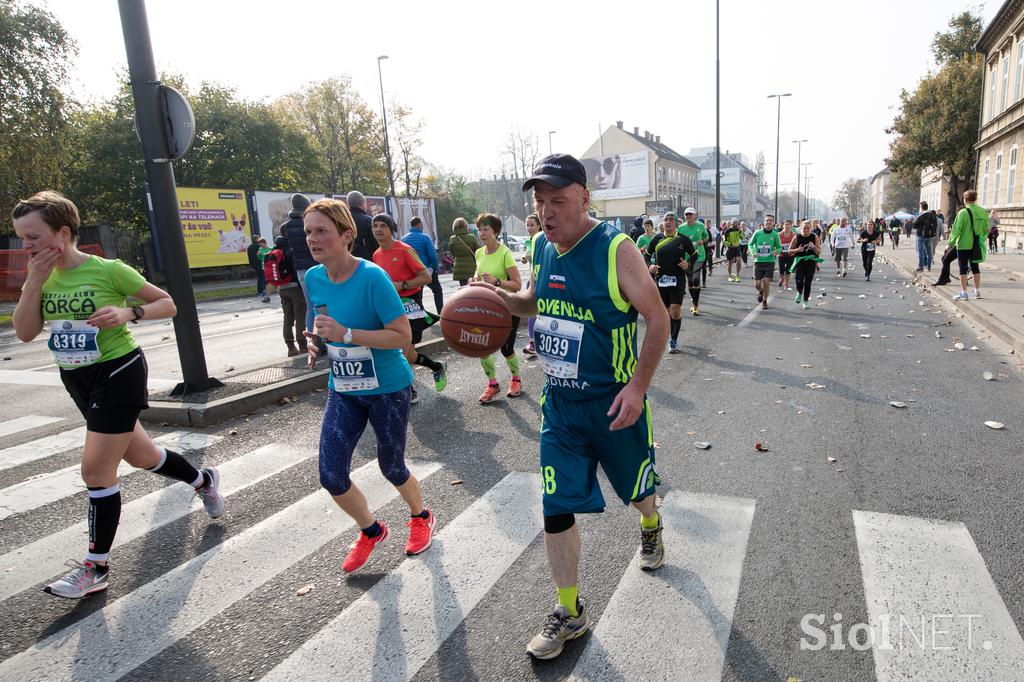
top-left (1003, 57), bottom-right (1011, 112)
top-left (1009, 146), bottom-right (1018, 204)
top-left (983, 158), bottom-right (990, 205)
top-left (995, 152), bottom-right (1003, 205)
top-left (990, 67), bottom-right (997, 120)
top-left (1017, 41), bottom-right (1024, 101)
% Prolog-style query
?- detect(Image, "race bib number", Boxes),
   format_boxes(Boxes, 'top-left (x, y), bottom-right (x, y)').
top-left (757, 244), bottom-right (772, 257)
top-left (534, 316), bottom-right (584, 380)
top-left (402, 299), bottom-right (426, 319)
top-left (866, 243), bottom-right (875, 251)
top-left (328, 345), bottom-right (379, 392)
top-left (658, 275), bottom-right (677, 288)
top-left (48, 319), bottom-right (100, 366)
top-left (740, 239), bottom-right (749, 245)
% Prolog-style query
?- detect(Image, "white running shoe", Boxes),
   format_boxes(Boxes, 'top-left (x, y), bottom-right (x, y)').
top-left (953, 291), bottom-right (969, 301)
top-left (196, 467), bottom-right (225, 518)
top-left (43, 559), bottom-right (108, 599)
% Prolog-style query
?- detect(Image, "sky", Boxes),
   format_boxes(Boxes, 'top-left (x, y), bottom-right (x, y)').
top-left (41, 0), bottom-right (998, 205)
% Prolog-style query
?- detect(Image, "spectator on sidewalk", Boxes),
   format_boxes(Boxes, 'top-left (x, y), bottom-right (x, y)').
top-left (447, 217), bottom-right (482, 286)
top-left (346, 191), bottom-right (378, 261)
top-left (989, 209), bottom-right (1000, 254)
top-left (246, 235), bottom-right (270, 303)
top-left (266, 236), bottom-right (307, 356)
top-left (949, 190), bottom-right (989, 301)
top-left (915, 202), bottom-right (938, 272)
top-left (402, 216), bottom-right (443, 314)
top-left (282, 193), bottom-right (317, 339)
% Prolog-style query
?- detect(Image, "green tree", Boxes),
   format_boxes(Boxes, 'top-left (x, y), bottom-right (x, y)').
top-left (390, 101), bottom-right (425, 198)
top-left (886, 11), bottom-right (983, 224)
top-left (422, 170), bottom-right (485, 251)
top-left (275, 78), bottom-right (388, 195)
top-left (883, 173), bottom-right (922, 213)
top-left (832, 177), bottom-right (869, 220)
top-left (0, 0), bottom-right (77, 224)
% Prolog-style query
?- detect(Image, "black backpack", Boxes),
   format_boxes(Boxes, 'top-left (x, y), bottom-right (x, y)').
top-left (918, 211), bottom-right (937, 238)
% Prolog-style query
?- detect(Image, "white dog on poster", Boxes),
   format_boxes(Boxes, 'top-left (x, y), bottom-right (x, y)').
top-left (217, 213), bottom-right (250, 253)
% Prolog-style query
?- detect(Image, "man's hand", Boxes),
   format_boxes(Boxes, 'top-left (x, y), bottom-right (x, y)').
top-left (608, 383), bottom-right (645, 431)
top-left (87, 306), bottom-right (131, 328)
top-left (648, 264), bottom-right (660, 275)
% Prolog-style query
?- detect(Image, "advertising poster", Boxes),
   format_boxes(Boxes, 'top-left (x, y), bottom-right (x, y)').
top-left (645, 200), bottom-right (674, 218)
top-left (252, 191), bottom-right (328, 240)
top-left (392, 197), bottom-right (438, 242)
top-left (581, 150), bottom-right (650, 200)
top-left (176, 188), bottom-right (252, 268)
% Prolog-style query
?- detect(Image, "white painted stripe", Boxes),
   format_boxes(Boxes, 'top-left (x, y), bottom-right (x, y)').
top-left (0, 460), bottom-right (440, 681)
top-left (0, 443), bottom-right (312, 601)
top-left (265, 472), bottom-right (542, 682)
top-left (737, 292), bottom-right (776, 328)
top-left (0, 369), bottom-right (64, 386)
top-left (570, 491), bottom-right (755, 682)
top-left (854, 510), bottom-right (1024, 680)
top-left (0, 426), bottom-right (87, 472)
top-left (0, 415), bottom-right (64, 439)
top-left (0, 432), bottom-right (223, 521)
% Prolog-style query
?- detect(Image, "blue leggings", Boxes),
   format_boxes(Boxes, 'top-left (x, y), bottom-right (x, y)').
top-left (319, 386), bottom-right (411, 496)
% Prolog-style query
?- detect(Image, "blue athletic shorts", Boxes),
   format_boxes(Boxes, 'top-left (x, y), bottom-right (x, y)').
top-left (539, 386), bottom-right (659, 516)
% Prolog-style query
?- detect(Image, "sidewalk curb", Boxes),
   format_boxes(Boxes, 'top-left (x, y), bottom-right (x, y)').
top-left (142, 335), bottom-right (450, 428)
top-left (884, 256), bottom-right (1024, 357)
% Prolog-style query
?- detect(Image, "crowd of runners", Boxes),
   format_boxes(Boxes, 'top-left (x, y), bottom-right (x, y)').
top-left (10, 152), bottom-right (993, 661)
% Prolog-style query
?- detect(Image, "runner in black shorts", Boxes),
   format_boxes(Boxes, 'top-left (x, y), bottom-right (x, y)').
top-left (12, 191), bottom-right (224, 599)
top-left (645, 211), bottom-right (696, 354)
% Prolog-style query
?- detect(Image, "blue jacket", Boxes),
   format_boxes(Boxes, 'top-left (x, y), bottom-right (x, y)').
top-left (401, 227), bottom-right (438, 270)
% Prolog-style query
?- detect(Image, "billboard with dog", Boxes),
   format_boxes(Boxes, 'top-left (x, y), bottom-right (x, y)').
top-left (176, 187), bottom-right (253, 268)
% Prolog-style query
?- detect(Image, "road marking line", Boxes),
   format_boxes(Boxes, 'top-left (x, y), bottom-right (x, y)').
top-left (0, 426), bottom-right (88, 472)
top-left (854, 510), bottom-right (1024, 680)
top-left (0, 459), bottom-right (440, 680)
top-left (0, 432), bottom-right (223, 521)
top-left (0, 415), bottom-right (64, 439)
top-left (0, 443), bottom-right (313, 601)
top-left (569, 491), bottom-right (755, 681)
top-left (737, 292), bottom-right (776, 328)
top-left (264, 471), bottom-right (542, 682)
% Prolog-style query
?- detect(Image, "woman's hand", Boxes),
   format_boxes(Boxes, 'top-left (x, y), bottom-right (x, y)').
top-left (312, 314), bottom-right (348, 344)
top-left (648, 264), bottom-right (659, 275)
top-left (87, 306), bottom-right (132, 328)
top-left (25, 248), bottom-right (61, 286)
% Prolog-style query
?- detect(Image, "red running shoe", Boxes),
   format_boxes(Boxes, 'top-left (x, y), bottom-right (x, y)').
top-left (342, 522), bottom-right (389, 573)
top-left (405, 509), bottom-right (436, 556)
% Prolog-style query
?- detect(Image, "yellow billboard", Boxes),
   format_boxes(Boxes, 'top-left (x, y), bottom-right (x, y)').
top-left (176, 187), bottom-right (252, 268)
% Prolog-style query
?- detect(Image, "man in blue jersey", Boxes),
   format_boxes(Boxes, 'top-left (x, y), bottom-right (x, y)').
top-left (484, 154), bottom-right (670, 660)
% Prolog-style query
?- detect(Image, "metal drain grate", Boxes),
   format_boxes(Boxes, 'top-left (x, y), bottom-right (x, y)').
top-left (222, 367), bottom-right (308, 384)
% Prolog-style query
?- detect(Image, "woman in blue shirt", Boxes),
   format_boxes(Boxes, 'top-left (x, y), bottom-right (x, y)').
top-left (302, 199), bottom-right (436, 573)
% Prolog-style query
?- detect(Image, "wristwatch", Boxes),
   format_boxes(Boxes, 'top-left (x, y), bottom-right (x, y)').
top-left (130, 305), bottom-right (145, 324)
top-left (342, 328), bottom-right (353, 344)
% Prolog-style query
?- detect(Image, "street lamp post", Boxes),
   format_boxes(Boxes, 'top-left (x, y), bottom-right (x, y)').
top-left (715, 0), bottom-right (721, 232)
top-left (767, 93), bottom-right (791, 219)
top-left (548, 130), bottom-right (556, 154)
top-left (793, 139), bottom-right (807, 221)
top-left (377, 55), bottom-right (396, 199)
top-left (802, 163), bottom-right (813, 217)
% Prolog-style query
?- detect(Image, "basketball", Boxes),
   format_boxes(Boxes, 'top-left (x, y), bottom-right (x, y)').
top-left (440, 286), bottom-right (513, 357)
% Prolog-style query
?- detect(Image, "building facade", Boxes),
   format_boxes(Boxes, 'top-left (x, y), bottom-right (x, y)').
top-left (687, 148), bottom-right (759, 222)
top-left (919, 166), bottom-right (953, 219)
top-left (977, 0), bottom-right (1024, 250)
top-left (579, 122), bottom-right (701, 221)
top-left (869, 169), bottom-right (890, 221)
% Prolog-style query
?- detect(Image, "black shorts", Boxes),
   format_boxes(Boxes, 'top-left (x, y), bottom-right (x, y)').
top-left (754, 262), bottom-right (775, 280)
top-left (406, 291), bottom-right (435, 344)
top-left (60, 348), bottom-right (148, 434)
top-left (778, 255), bottom-right (793, 273)
top-left (726, 247), bottom-right (742, 260)
top-left (658, 280), bottom-right (687, 306)
top-left (957, 250), bottom-right (981, 275)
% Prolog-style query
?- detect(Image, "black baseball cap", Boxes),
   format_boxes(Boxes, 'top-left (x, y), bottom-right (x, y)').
top-left (522, 154), bottom-right (588, 191)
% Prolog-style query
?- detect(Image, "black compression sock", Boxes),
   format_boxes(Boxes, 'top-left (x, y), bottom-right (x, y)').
top-left (415, 353), bottom-right (442, 372)
top-left (411, 509), bottom-right (429, 519)
top-left (690, 288), bottom-right (701, 306)
top-left (87, 485), bottom-right (122, 559)
top-left (147, 448), bottom-right (204, 488)
top-left (362, 521), bottom-right (382, 538)
top-left (670, 318), bottom-right (681, 341)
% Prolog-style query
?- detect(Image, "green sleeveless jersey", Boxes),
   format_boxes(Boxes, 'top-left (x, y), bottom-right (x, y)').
top-left (531, 222), bottom-right (638, 401)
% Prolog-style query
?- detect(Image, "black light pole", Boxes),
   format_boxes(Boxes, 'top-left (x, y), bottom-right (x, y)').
top-left (377, 55), bottom-right (396, 198)
top-left (803, 163), bottom-right (813, 217)
top-left (118, 0), bottom-right (214, 395)
top-left (548, 130), bottom-right (556, 154)
top-left (767, 93), bottom-right (791, 218)
top-left (715, 0), bottom-right (721, 232)
top-left (793, 139), bottom-right (807, 221)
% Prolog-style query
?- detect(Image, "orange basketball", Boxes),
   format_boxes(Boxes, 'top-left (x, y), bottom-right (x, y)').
top-left (440, 286), bottom-right (514, 357)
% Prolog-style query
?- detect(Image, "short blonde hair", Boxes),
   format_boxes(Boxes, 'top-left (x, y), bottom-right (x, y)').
top-left (304, 198), bottom-right (356, 244)
top-left (12, 190), bottom-right (81, 241)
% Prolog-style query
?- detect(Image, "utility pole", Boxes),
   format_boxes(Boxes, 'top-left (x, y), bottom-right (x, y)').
top-left (119, 0), bottom-right (215, 395)
top-left (767, 93), bottom-right (791, 218)
top-left (377, 55), bottom-right (396, 198)
top-left (715, 0), bottom-right (721, 232)
top-left (793, 139), bottom-right (807, 222)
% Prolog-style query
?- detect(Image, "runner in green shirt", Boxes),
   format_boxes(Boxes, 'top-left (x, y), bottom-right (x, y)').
top-left (635, 218), bottom-right (655, 253)
top-left (748, 215), bottom-right (783, 310)
top-left (723, 219), bottom-right (744, 282)
top-left (677, 208), bottom-right (709, 315)
top-left (473, 213), bottom-right (523, 402)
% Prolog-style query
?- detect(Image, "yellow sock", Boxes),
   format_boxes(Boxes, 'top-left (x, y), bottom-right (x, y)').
top-left (557, 585), bottom-right (579, 617)
top-left (640, 510), bottom-right (660, 530)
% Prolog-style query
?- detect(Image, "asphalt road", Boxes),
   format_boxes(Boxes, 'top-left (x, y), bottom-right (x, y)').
top-left (0, 253), bottom-right (1022, 681)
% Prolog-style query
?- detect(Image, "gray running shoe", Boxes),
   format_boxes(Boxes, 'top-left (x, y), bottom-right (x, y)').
top-left (526, 600), bottom-right (589, 660)
top-left (638, 516), bottom-right (665, 571)
top-left (196, 467), bottom-right (225, 519)
top-left (43, 559), bottom-right (109, 599)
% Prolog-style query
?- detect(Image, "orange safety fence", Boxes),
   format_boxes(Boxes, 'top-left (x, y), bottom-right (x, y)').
top-left (0, 245), bottom-right (105, 301)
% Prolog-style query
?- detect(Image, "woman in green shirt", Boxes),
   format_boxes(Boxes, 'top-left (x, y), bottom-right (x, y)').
top-left (949, 189), bottom-right (989, 300)
top-left (12, 191), bottom-right (224, 599)
top-left (473, 213), bottom-right (523, 403)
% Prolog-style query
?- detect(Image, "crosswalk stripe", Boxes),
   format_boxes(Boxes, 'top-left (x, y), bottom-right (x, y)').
top-left (0, 426), bottom-right (87, 472)
top-left (570, 491), bottom-right (756, 681)
top-left (0, 432), bottom-right (223, 521)
top-left (0, 443), bottom-right (309, 602)
top-left (853, 510), bottom-right (1024, 680)
top-left (0, 460), bottom-right (440, 681)
top-left (264, 471), bottom-right (542, 682)
top-left (0, 369), bottom-right (177, 391)
top-left (0, 415), bottom-right (64, 439)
